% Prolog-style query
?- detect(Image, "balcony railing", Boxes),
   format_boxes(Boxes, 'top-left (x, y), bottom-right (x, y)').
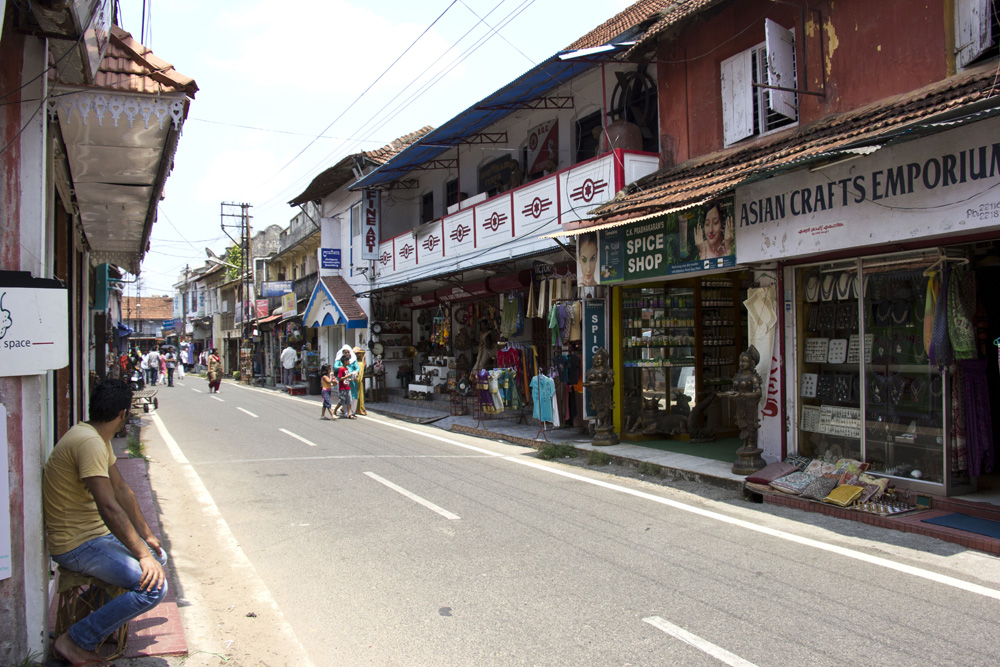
top-left (373, 149), bottom-right (658, 282)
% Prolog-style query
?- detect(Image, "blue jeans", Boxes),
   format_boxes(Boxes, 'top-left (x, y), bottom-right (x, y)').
top-left (52, 534), bottom-right (168, 651)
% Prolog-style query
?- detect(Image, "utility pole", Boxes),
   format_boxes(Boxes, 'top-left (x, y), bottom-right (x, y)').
top-left (181, 264), bottom-right (189, 355)
top-left (221, 202), bottom-right (253, 384)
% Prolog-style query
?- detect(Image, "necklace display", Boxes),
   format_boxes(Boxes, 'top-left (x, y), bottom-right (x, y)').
top-left (891, 300), bottom-right (910, 325)
top-left (836, 273), bottom-right (853, 300)
top-left (804, 277), bottom-right (820, 302)
top-left (874, 301), bottom-right (892, 325)
top-left (820, 275), bottom-right (836, 301)
top-left (888, 374), bottom-right (907, 405)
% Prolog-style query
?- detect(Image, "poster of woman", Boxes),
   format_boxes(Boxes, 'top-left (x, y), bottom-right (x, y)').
top-left (577, 232), bottom-right (599, 286)
top-left (691, 200), bottom-right (735, 260)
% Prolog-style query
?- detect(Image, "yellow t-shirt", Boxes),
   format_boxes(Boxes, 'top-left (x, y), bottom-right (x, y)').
top-left (42, 423), bottom-right (116, 555)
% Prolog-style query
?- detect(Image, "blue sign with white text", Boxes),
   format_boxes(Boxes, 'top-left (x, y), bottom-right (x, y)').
top-left (321, 248), bottom-right (341, 269)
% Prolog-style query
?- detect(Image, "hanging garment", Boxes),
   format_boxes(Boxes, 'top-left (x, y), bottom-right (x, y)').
top-left (530, 374), bottom-right (555, 423)
top-left (962, 359), bottom-right (995, 475)
top-left (526, 280), bottom-right (535, 318)
top-left (948, 267), bottom-right (977, 360)
top-left (924, 271), bottom-right (939, 355)
top-left (549, 305), bottom-right (560, 346)
top-left (500, 295), bottom-right (520, 338)
top-left (569, 301), bottom-right (583, 341)
top-left (537, 278), bottom-right (547, 319)
top-left (929, 264), bottom-right (952, 367)
top-left (550, 385), bottom-right (561, 428)
top-left (488, 371), bottom-right (504, 412)
top-left (477, 369), bottom-right (493, 410)
top-left (744, 286), bottom-right (778, 412)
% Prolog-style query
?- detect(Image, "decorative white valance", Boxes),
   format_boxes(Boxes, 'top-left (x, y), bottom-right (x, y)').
top-left (48, 91), bottom-right (186, 130)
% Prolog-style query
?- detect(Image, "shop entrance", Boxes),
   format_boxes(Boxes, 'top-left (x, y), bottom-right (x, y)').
top-left (619, 272), bottom-right (749, 442)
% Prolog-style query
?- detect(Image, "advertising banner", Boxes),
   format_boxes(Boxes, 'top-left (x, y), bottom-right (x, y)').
top-left (0, 284), bottom-right (69, 377)
top-left (255, 299), bottom-right (269, 318)
top-left (526, 119), bottom-right (558, 175)
top-left (583, 299), bottom-right (606, 418)
top-left (281, 292), bottom-right (297, 320)
top-left (361, 189), bottom-right (380, 261)
top-left (595, 197), bottom-right (736, 282)
top-left (263, 281), bottom-right (292, 297)
top-left (321, 248), bottom-right (341, 269)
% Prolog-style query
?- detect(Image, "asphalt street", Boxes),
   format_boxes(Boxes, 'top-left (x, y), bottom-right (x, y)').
top-left (152, 376), bottom-right (1000, 666)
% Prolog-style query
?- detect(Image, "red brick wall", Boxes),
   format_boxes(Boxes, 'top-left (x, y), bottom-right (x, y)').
top-left (656, 0), bottom-right (949, 164)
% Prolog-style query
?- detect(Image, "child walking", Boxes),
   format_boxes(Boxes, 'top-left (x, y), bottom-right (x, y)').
top-left (336, 350), bottom-right (355, 419)
top-left (320, 365), bottom-right (335, 420)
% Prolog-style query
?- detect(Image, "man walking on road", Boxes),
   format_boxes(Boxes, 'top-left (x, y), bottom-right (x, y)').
top-left (164, 347), bottom-right (178, 387)
top-left (281, 343), bottom-right (298, 387)
top-left (43, 379), bottom-right (168, 665)
top-left (146, 346), bottom-right (160, 387)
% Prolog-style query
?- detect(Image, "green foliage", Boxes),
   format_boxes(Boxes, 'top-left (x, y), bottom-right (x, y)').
top-left (126, 430), bottom-right (145, 459)
top-left (536, 444), bottom-right (578, 460)
top-left (224, 245), bottom-right (244, 281)
top-left (7, 651), bottom-right (45, 666)
top-left (587, 450), bottom-right (611, 466)
top-left (637, 461), bottom-right (662, 476)
top-left (232, 370), bottom-right (241, 381)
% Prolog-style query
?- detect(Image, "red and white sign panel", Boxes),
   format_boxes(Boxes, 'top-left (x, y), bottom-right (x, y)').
top-left (513, 177), bottom-right (559, 237)
top-left (527, 119), bottom-right (558, 175)
top-left (476, 197), bottom-right (514, 248)
top-left (444, 209), bottom-right (475, 256)
top-left (361, 190), bottom-right (380, 261)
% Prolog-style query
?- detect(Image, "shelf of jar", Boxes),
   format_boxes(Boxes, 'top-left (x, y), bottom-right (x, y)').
top-left (703, 358), bottom-right (737, 366)
top-left (625, 344), bottom-right (696, 349)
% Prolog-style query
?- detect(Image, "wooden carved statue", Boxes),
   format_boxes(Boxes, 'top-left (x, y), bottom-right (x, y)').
top-left (584, 347), bottom-right (618, 445)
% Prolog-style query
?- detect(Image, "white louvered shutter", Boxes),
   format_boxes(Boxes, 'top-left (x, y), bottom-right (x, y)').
top-left (956, 0), bottom-right (993, 68)
top-left (721, 49), bottom-right (754, 146)
top-left (765, 19), bottom-right (797, 121)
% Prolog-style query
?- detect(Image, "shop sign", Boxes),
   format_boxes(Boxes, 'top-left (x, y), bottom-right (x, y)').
top-left (281, 292), bottom-right (297, 320)
top-left (478, 155), bottom-right (521, 195)
top-left (583, 299), bottom-right (606, 418)
top-left (321, 248), bottom-right (341, 269)
top-left (361, 189), bottom-right (380, 261)
top-left (255, 299), bottom-right (269, 318)
top-left (735, 115), bottom-right (1000, 263)
top-left (263, 281), bottom-right (292, 297)
top-left (197, 289), bottom-right (206, 316)
top-left (0, 285), bottom-right (69, 377)
top-left (526, 119), bottom-right (558, 175)
top-left (600, 197), bottom-right (736, 282)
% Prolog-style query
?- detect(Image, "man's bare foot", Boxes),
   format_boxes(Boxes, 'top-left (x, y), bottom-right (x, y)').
top-left (54, 631), bottom-right (104, 665)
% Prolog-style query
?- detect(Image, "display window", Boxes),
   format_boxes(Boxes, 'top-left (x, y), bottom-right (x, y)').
top-left (795, 249), bottom-right (982, 489)
top-left (620, 274), bottom-right (748, 439)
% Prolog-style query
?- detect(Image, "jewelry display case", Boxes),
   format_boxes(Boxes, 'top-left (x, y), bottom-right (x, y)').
top-left (796, 254), bottom-right (952, 487)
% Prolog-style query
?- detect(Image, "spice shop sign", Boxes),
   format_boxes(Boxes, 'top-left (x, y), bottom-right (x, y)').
top-left (0, 281), bottom-right (69, 377)
top-left (735, 115), bottom-right (1000, 263)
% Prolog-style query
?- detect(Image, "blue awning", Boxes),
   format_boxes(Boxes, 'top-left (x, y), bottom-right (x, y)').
top-left (352, 47), bottom-right (627, 191)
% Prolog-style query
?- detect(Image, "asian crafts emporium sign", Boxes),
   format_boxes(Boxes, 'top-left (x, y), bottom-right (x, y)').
top-left (593, 197), bottom-right (736, 283)
top-left (735, 115), bottom-right (1000, 263)
top-left (0, 280), bottom-right (69, 377)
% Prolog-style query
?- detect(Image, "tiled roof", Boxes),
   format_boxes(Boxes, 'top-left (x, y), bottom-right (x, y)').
top-left (621, 0), bottom-right (729, 59)
top-left (589, 62), bottom-right (1000, 223)
top-left (564, 0), bottom-right (674, 50)
top-left (121, 296), bottom-right (174, 320)
top-left (288, 127), bottom-right (433, 206)
top-left (321, 276), bottom-right (367, 321)
top-left (52, 25), bottom-right (198, 97)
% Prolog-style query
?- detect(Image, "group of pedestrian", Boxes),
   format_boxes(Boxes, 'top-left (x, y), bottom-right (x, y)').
top-left (320, 345), bottom-right (364, 420)
top-left (135, 346), bottom-right (182, 388)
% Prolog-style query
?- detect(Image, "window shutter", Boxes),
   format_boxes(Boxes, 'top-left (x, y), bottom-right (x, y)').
top-left (721, 49), bottom-right (753, 145)
top-left (765, 19), bottom-right (797, 120)
top-left (956, 0), bottom-right (993, 68)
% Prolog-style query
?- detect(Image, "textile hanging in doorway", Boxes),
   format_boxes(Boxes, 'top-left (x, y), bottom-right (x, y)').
top-left (744, 286), bottom-right (777, 413)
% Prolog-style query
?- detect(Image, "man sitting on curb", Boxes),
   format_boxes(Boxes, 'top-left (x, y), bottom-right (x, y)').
top-left (43, 379), bottom-right (168, 665)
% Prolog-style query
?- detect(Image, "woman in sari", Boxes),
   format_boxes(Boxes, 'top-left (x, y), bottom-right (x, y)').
top-left (207, 347), bottom-right (223, 393)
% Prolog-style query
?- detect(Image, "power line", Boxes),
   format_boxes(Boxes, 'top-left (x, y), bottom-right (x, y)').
top-left (255, 0), bottom-right (460, 189)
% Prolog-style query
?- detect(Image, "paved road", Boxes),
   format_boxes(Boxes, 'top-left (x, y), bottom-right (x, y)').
top-left (153, 377), bottom-right (1000, 666)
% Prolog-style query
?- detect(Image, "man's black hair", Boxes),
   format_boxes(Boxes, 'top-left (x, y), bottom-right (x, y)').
top-left (89, 379), bottom-right (133, 423)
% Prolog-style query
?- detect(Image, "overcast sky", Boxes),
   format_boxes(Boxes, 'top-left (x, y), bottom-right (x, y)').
top-left (117, 0), bottom-right (633, 295)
